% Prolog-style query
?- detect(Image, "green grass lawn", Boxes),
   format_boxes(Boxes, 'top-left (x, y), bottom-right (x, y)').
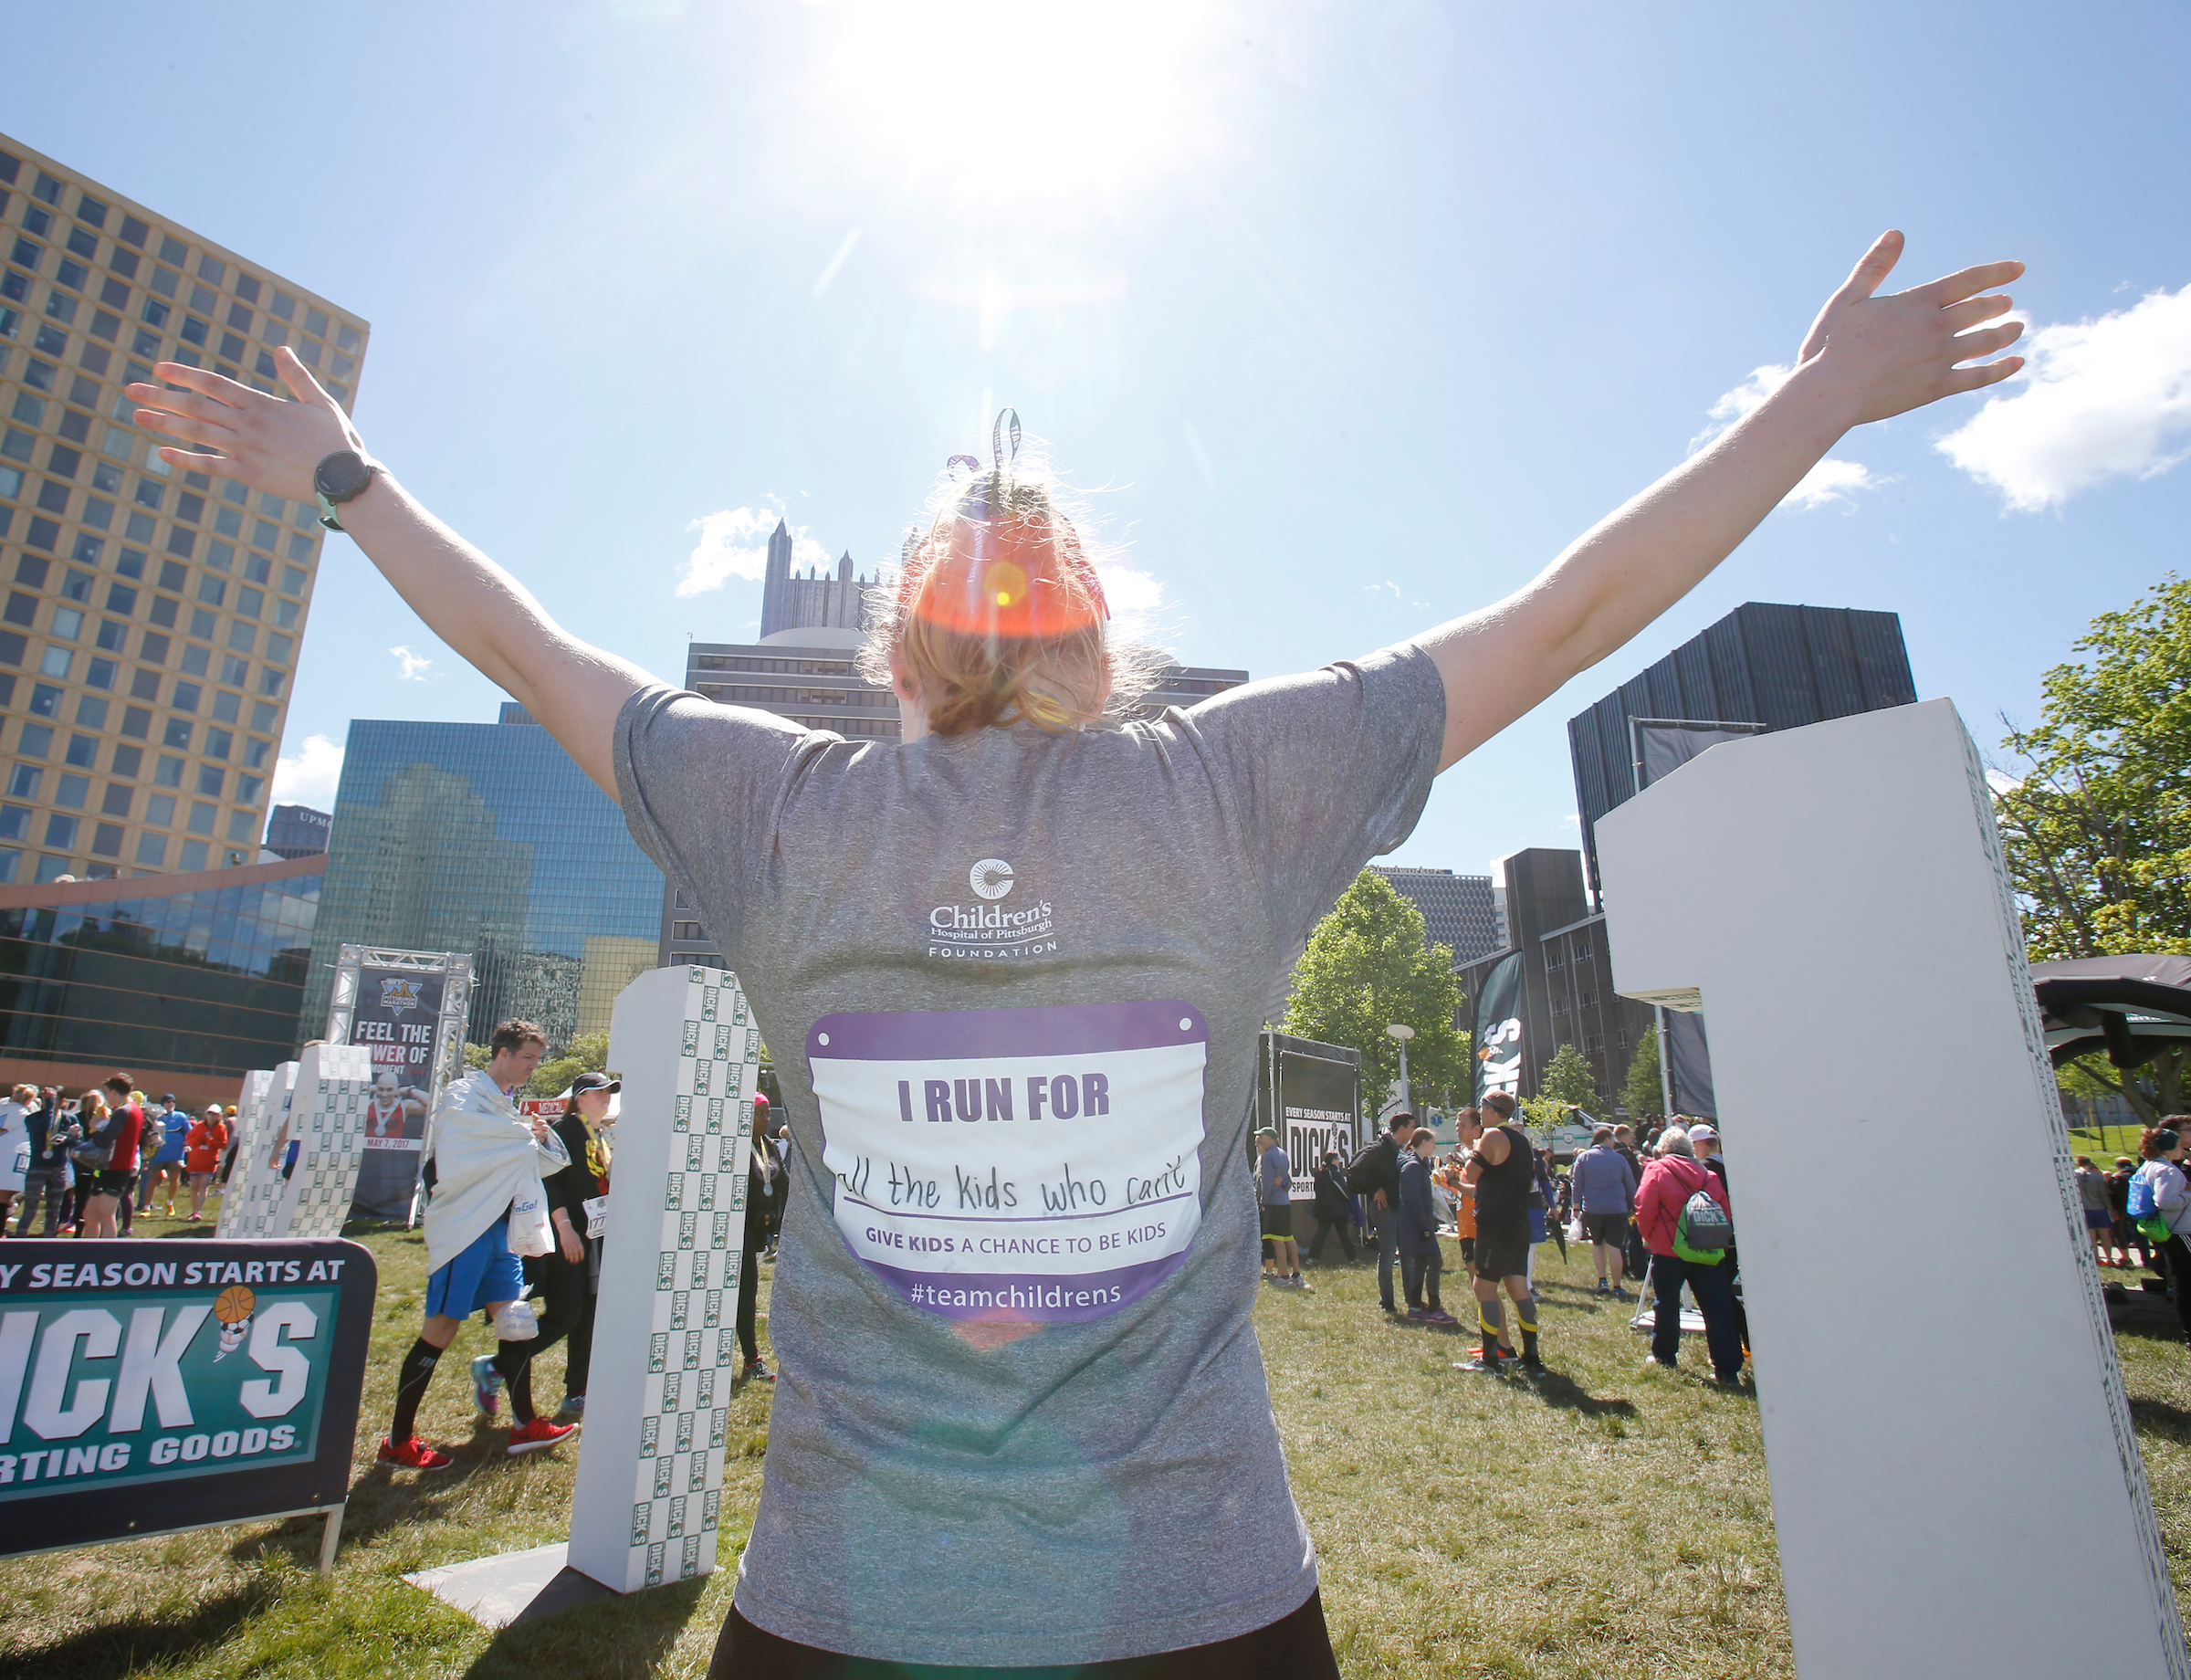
top-left (5, 1213), bottom-right (2191, 1676)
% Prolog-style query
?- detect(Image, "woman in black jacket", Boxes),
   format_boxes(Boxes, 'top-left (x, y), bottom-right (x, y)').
top-left (1306, 1150), bottom-right (1358, 1265)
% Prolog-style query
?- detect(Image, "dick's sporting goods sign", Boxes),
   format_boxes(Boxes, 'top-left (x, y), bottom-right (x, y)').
top-left (0, 1240), bottom-right (374, 1556)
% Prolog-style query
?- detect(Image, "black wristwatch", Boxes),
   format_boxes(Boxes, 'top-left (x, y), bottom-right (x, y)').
top-left (313, 449), bottom-right (383, 531)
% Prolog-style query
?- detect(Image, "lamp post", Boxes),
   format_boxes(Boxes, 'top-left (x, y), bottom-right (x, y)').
top-left (1386, 1023), bottom-right (1415, 1114)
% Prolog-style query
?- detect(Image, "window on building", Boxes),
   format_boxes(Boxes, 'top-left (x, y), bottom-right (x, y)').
top-left (249, 700), bottom-right (276, 731)
top-left (17, 724), bottom-right (51, 757)
top-left (195, 766), bottom-right (223, 798)
top-left (42, 814), bottom-right (76, 849)
top-left (110, 743), bottom-right (142, 777)
top-left (133, 831), bottom-right (164, 866)
top-left (5, 764), bottom-right (38, 798)
top-left (259, 667), bottom-right (284, 698)
top-left (236, 774), bottom-right (261, 805)
top-left (188, 607), bottom-right (215, 640)
top-left (185, 800), bottom-right (215, 835)
top-left (84, 656), bottom-right (116, 689)
top-left (178, 837), bottom-right (208, 872)
top-left (203, 728), bottom-right (231, 761)
top-left (162, 719), bottom-right (191, 750)
top-left (49, 606), bottom-right (83, 640)
top-left (100, 782), bottom-right (130, 817)
top-left (37, 646), bottom-right (68, 678)
top-left (54, 772), bottom-right (87, 807)
top-left (152, 755), bottom-right (183, 788)
top-left (196, 575), bottom-right (225, 607)
top-left (90, 822), bottom-right (122, 857)
top-left (147, 594), bottom-right (177, 629)
top-left (75, 695), bottom-right (106, 729)
top-left (243, 736), bottom-right (270, 769)
top-left (26, 683), bottom-right (59, 718)
top-left (118, 707), bottom-right (150, 740)
top-left (219, 652), bottom-right (247, 685)
top-left (0, 804), bottom-right (24, 840)
top-left (180, 645), bottom-right (209, 678)
top-left (94, 617), bottom-right (126, 651)
top-left (145, 790), bottom-right (176, 825)
top-left (211, 688), bottom-right (239, 723)
top-left (63, 733), bottom-right (96, 768)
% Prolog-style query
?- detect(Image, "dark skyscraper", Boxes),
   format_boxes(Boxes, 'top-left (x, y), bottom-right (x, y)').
top-left (1567, 602), bottom-right (1916, 904)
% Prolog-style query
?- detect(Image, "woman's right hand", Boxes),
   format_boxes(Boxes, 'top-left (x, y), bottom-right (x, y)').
top-left (127, 347), bottom-right (362, 504)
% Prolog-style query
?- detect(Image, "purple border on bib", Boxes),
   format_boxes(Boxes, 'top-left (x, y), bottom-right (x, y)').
top-left (809, 1001), bottom-right (1206, 1062)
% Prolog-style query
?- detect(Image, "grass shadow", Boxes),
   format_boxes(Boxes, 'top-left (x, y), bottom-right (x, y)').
top-left (231, 1452), bottom-right (537, 1568)
top-left (2129, 1396), bottom-right (2191, 1445)
top-left (458, 1574), bottom-right (711, 1680)
top-left (1525, 1370), bottom-right (1639, 1418)
top-left (0, 1581), bottom-right (276, 1680)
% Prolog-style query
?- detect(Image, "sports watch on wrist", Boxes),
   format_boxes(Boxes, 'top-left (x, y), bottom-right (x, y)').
top-left (313, 449), bottom-right (383, 532)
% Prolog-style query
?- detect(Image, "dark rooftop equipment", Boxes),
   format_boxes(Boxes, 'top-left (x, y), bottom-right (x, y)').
top-left (1567, 602), bottom-right (1916, 905)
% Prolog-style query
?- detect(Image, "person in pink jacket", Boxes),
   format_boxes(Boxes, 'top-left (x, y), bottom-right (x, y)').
top-left (1633, 1128), bottom-right (1744, 1383)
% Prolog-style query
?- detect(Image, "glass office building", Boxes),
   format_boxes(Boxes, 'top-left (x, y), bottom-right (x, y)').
top-left (0, 131), bottom-right (366, 887)
top-left (300, 706), bottom-right (665, 1050)
top-left (0, 852), bottom-right (320, 1103)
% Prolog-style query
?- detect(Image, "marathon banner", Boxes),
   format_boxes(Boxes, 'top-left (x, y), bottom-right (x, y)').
top-left (1473, 950), bottom-right (1525, 1104)
top-left (345, 964), bottom-right (442, 1218)
top-left (0, 1240), bottom-right (375, 1557)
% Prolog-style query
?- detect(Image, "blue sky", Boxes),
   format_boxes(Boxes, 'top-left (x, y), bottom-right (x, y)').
top-left (11, 1), bottom-right (2188, 877)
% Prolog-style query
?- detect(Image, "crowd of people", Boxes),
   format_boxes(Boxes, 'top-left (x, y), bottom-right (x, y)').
top-left (0, 1079), bottom-right (236, 1239)
top-left (1260, 1099), bottom-right (1751, 1386)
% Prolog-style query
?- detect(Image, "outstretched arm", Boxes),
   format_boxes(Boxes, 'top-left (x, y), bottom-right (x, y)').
top-left (125, 351), bottom-right (647, 797)
top-left (1419, 232), bottom-right (2025, 772)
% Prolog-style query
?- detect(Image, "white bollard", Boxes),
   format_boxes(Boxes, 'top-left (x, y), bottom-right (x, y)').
top-left (568, 963), bottom-right (759, 1591)
top-left (1597, 698), bottom-right (2187, 1680)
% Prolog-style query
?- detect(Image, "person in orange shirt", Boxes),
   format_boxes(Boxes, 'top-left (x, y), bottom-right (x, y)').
top-left (1447, 1110), bottom-right (1482, 1270)
top-left (183, 1103), bottom-right (229, 1222)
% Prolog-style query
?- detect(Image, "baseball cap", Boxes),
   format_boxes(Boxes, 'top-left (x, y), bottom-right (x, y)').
top-left (571, 1071), bottom-right (621, 1094)
top-left (1689, 1124), bottom-right (1719, 1145)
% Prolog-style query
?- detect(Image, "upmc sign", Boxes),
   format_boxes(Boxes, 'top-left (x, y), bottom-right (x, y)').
top-left (0, 1241), bottom-right (374, 1556)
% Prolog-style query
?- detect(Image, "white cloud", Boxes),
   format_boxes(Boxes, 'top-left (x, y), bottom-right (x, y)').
top-left (1093, 558), bottom-right (1165, 641)
top-left (1694, 365), bottom-right (1884, 509)
top-left (1936, 284), bottom-right (2191, 511)
top-left (389, 645), bottom-right (432, 682)
top-left (677, 503), bottom-right (832, 598)
top-left (272, 734), bottom-right (344, 805)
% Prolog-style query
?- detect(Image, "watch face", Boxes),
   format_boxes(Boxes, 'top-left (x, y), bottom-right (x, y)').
top-left (315, 450), bottom-right (369, 499)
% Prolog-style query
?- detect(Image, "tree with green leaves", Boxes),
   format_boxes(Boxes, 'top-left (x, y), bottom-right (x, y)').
top-left (1621, 1024), bottom-right (1662, 1119)
top-left (1283, 871), bottom-right (1470, 1116)
top-left (1996, 574), bottom-right (2191, 1123)
top-left (1539, 1043), bottom-right (1603, 1112)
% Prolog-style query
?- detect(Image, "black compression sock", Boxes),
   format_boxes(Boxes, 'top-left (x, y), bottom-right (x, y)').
top-left (390, 1338), bottom-right (442, 1443)
top-left (492, 1341), bottom-right (536, 1425)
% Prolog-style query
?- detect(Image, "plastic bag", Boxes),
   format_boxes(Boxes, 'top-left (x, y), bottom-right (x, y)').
top-left (1567, 1215), bottom-right (1588, 1244)
top-left (492, 1299), bottom-right (540, 1340)
top-left (507, 1178), bottom-right (554, 1257)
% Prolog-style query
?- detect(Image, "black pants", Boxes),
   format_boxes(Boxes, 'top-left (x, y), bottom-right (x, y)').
top-left (1307, 1216), bottom-right (1356, 1263)
top-left (738, 1229), bottom-right (764, 1364)
top-left (563, 1282), bottom-right (599, 1399)
top-left (2162, 1235), bottom-right (2191, 1346)
top-left (708, 1591), bottom-right (1340, 1680)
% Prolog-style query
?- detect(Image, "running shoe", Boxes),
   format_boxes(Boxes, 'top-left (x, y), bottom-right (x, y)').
top-left (378, 1434), bottom-right (455, 1470)
top-left (470, 1353), bottom-right (503, 1417)
top-left (1610, 1286), bottom-right (1634, 1302)
top-left (1423, 1308), bottom-right (1460, 1326)
top-left (1518, 1355), bottom-right (1547, 1376)
top-left (558, 1395), bottom-right (586, 1416)
top-left (1456, 1355), bottom-right (1509, 1375)
top-left (1405, 1307), bottom-right (1431, 1321)
top-left (741, 1357), bottom-right (777, 1385)
top-left (506, 1417), bottom-right (579, 1455)
top-left (1594, 1278), bottom-right (1610, 1295)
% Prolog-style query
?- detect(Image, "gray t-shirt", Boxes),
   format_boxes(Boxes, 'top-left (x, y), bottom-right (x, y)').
top-left (1259, 1144), bottom-right (1293, 1207)
top-left (614, 644), bottom-right (1442, 1664)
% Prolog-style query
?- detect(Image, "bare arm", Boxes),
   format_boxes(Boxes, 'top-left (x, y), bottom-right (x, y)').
top-left (125, 351), bottom-right (647, 797)
top-left (1419, 232), bottom-right (2026, 772)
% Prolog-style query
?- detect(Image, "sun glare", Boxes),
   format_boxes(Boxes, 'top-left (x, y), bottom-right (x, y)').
top-left (794, 0), bottom-right (1240, 220)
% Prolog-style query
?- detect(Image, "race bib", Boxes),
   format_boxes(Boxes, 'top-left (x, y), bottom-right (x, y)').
top-left (808, 1001), bottom-right (1209, 1323)
top-left (582, 1194), bottom-right (610, 1240)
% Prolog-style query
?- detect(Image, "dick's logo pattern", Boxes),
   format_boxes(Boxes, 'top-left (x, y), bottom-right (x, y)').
top-left (216, 1067), bottom-right (285, 1240)
top-left (626, 965), bottom-right (758, 1589)
top-left (278, 1076), bottom-right (372, 1240)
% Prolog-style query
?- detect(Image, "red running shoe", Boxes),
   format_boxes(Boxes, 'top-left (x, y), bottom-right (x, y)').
top-left (378, 1434), bottom-right (455, 1470)
top-left (506, 1417), bottom-right (579, 1456)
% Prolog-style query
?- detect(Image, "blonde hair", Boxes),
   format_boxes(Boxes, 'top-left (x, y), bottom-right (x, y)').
top-left (861, 440), bottom-right (1160, 738)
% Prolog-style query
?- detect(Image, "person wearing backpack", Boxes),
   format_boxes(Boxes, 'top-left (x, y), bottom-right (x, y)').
top-left (1633, 1127), bottom-right (1742, 1383)
top-left (1347, 1113), bottom-right (1415, 1315)
top-left (2127, 1125), bottom-right (2191, 1348)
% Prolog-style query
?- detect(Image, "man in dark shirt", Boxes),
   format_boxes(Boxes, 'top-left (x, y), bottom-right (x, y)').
top-left (507, 1070), bottom-right (616, 1421)
top-left (1350, 1111), bottom-right (1417, 1315)
top-left (1458, 1089), bottom-right (1544, 1377)
top-left (13, 1085), bottom-right (65, 1236)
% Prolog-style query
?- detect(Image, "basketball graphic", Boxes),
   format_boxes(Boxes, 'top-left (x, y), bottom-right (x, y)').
top-left (213, 1284), bottom-right (256, 1360)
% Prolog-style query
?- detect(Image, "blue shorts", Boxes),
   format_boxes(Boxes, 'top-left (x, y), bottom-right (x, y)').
top-left (425, 1218), bottom-right (522, 1319)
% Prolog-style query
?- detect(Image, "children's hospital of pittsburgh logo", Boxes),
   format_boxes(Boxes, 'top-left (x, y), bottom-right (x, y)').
top-left (927, 857), bottom-right (1060, 959)
top-left (379, 977), bottom-right (425, 1014)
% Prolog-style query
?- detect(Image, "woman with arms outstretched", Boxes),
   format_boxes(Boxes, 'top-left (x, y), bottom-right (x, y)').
top-left (131, 232), bottom-right (2021, 1679)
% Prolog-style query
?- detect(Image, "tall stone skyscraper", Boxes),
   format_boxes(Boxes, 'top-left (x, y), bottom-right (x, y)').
top-left (758, 520), bottom-right (885, 642)
top-left (0, 131), bottom-right (366, 883)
